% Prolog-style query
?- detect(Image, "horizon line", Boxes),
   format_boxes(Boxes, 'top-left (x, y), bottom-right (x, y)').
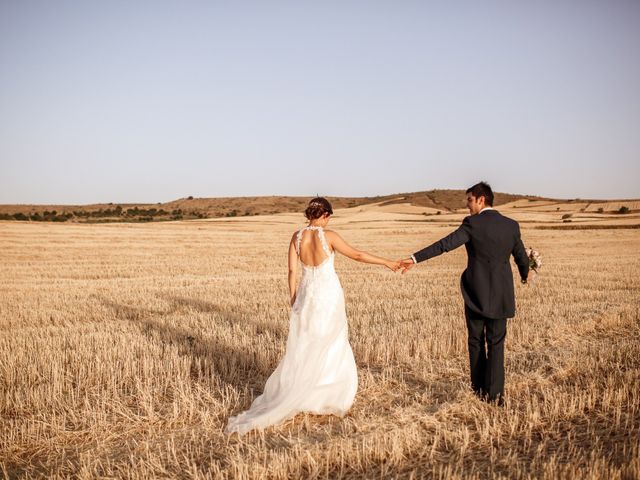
top-left (1, 188), bottom-right (639, 207)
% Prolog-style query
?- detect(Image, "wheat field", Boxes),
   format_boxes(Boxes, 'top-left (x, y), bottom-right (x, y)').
top-left (1, 210), bottom-right (639, 479)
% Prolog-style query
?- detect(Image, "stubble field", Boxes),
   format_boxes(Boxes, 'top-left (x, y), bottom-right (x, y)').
top-left (1, 209), bottom-right (639, 479)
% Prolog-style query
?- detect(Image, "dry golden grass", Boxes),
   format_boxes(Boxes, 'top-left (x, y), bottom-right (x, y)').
top-left (1, 208), bottom-right (639, 479)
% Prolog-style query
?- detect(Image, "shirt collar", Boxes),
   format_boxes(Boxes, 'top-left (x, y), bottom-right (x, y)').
top-left (479, 207), bottom-right (494, 214)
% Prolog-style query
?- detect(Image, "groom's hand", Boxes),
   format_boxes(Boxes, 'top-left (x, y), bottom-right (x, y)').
top-left (399, 258), bottom-right (414, 274)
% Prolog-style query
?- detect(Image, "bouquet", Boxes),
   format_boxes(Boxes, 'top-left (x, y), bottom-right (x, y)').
top-left (525, 247), bottom-right (542, 284)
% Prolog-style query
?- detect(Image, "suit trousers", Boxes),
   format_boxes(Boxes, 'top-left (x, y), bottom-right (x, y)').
top-left (464, 304), bottom-right (507, 402)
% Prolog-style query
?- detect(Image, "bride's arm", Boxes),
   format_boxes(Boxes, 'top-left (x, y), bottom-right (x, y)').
top-left (288, 233), bottom-right (298, 305)
top-left (325, 231), bottom-right (399, 271)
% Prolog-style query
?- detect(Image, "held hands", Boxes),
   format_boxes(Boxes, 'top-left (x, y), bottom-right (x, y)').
top-left (384, 258), bottom-right (414, 273)
top-left (385, 260), bottom-right (402, 272)
top-left (398, 258), bottom-right (414, 274)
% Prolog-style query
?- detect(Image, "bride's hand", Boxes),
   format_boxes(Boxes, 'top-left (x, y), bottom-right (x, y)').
top-left (290, 294), bottom-right (296, 306)
top-left (385, 260), bottom-right (401, 272)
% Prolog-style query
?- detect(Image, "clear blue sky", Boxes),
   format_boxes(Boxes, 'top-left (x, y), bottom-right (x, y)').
top-left (1, 1), bottom-right (638, 204)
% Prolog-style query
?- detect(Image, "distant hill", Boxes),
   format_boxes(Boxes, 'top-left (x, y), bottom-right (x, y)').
top-left (372, 190), bottom-right (545, 210)
top-left (0, 190), bottom-right (635, 223)
top-left (160, 190), bottom-right (543, 217)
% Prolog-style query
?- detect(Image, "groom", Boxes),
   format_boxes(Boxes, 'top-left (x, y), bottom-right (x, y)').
top-left (400, 182), bottom-right (530, 405)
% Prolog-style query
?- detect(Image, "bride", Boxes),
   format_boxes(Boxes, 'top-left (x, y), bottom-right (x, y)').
top-left (226, 197), bottom-right (400, 435)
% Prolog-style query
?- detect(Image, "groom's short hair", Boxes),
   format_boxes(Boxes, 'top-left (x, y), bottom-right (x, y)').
top-left (466, 182), bottom-right (494, 206)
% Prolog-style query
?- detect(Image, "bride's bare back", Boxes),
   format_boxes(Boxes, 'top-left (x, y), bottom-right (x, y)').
top-left (297, 227), bottom-right (332, 267)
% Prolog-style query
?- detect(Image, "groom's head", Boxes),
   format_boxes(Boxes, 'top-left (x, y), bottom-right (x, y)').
top-left (465, 182), bottom-right (494, 215)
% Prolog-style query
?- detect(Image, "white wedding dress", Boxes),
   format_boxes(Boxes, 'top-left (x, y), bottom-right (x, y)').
top-left (225, 226), bottom-right (358, 435)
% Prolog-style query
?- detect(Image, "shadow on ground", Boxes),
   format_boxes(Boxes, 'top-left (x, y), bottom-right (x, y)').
top-left (99, 296), bottom-right (277, 396)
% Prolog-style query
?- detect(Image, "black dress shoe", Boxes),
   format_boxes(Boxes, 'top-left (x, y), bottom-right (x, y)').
top-left (487, 395), bottom-right (505, 407)
top-left (473, 388), bottom-right (488, 400)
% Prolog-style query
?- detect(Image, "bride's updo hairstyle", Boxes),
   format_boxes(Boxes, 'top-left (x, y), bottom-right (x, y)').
top-left (305, 197), bottom-right (333, 220)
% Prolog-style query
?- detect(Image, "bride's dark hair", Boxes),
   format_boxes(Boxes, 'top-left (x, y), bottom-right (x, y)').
top-left (305, 197), bottom-right (333, 220)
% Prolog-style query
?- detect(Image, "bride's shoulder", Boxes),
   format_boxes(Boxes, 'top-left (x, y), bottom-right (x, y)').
top-left (323, 229), bottom-right (341, 243)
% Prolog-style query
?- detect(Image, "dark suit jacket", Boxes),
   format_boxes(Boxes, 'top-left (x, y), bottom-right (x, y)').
top-left (413, 209), bottom-right (529, 319)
